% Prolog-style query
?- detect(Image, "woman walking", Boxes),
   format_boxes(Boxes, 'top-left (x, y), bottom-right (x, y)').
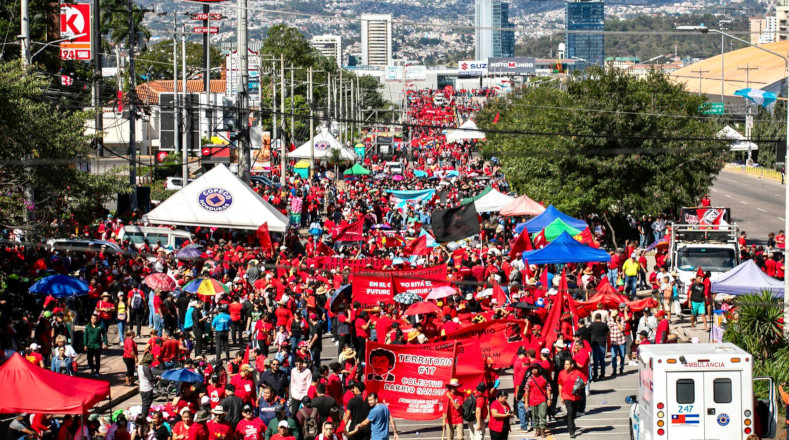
top-left (489, 391), bottom-right (513, 440)
top-left (524, 365), bottom-right (551, 437)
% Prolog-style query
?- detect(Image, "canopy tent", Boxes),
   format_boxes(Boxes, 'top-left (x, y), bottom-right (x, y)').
top-left (445, 119), bottom-right (486, 144)
top-left (521, 232), bottom-right (611, 265)
top-left (539, 218), bottom-right (584, 242)
top-left (575, 278), bottom-right (658, 318)
top-left (289, 131), bottom-right (356, 160)
top-left (0, 353), bottom-right (110, 414)
top-left (143, 164), bottom-right (288, 232)
top-left (460, 186), bottom-right (515, 213)
top-left (29, 275), bottom-right (89, 297)
top-left (343, 163), bottom-right (371, 176)
top-left (718, 125), bottom-right (759, 152)
top-left (500, 194), bottom-right (546, 217)
top-left (711, 259), bottom-right (784, 297)
top-left (294, 159), bottom-right (311, 169)
top-left (516, 205), bottom-right (588, 234)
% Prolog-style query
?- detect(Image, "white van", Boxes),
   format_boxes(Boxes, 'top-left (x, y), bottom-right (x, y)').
top-left (116, 226), bottom-right (193, 253)
top-left (627, 343), bottom-right (776, 440)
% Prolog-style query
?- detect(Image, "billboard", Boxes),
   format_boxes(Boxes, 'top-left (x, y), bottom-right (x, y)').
top-left (457, 60), bottom-right (487, 77)
top-left (384, 65), bottom-right (427, 81)
top-left (488, 57), bottom-right (537, 75)
top-left (60, 4), bottom-right (91, 60)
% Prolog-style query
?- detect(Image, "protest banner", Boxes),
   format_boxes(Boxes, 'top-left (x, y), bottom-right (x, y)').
top-left (440, 319), bottom-right (527, 369)
top-left (353, 265), bottom-right (449, 299)
top-left (351, 274), bottom-right (394, 308)
top-left (392, 277), bottom-right (451, 298)
top-left (317, 257), bottom-right (392, 271)
top-left (364, 341), bottom-right (456, 420)
top-left (421, 339), bottom-right (485, 393)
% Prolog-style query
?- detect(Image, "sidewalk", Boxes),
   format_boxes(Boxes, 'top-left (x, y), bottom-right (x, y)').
top-left (724, 163), bottom-right (784, 183)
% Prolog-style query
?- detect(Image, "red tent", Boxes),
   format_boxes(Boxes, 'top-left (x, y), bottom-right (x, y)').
top-left (575, 278), bottom-right (658, 319)
top-left (0, 353), bottom-right (111, 414)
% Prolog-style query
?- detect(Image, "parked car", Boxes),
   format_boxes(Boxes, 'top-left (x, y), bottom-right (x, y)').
top-left (47, 238), bottom-right (124, 255)
top-left (116, 226), bottom-right (193, 253)
top-left (164, 177), bottom-right (193, 191)
top-left (251, 175), bottom-right (281, 190)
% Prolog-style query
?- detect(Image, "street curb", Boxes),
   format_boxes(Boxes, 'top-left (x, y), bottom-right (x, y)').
top-left (96, 386), bottom-right (139, 414)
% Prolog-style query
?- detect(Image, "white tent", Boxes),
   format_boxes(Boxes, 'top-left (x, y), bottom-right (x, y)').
top-left (289, 131), bottom-right (356, 160)
top-left (717, 125), bottom-right (758, 152)
top-left (143, 164), bottom-right (289, 232)
top-left (445, 119), bottom-right (486, 143)
top-left (461, 186), bottom-right (515, 213)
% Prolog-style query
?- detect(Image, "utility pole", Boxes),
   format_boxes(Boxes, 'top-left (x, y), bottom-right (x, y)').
top-left (271, 60), bottom-right (277, 157)
top-left (691, 68), bottom-right (709, 96)
top-left (181, 27), bottom-right (187, 183)
top-left (350, 76), bottom-right (355, 145)
top-left (280, 53), bottom-right (286, 187)
top-left (290, 65), bottom-right (295, 143)
top-left (327, 72), bottom-right (332, 123)
top-left (20, 0), bottom-right (34, 227)
top-left (309, 66), bottom-right (315, 173)
top-left (128, 0), bottom-right (138, 211)
top-left (205, 13), bottom-right (212, 140)
top-left (339, 70), bottom-right (344, 144)
top-left (20, 0), bottom-right (30, 66)
top-left (237, 0), bottom-right (250, 182)
top-left (93, 0), bottom-right (103, 159)
top-left (739, 63), bottom-right (759, 165)
top-left (173, 14), bottom-right (181, 183)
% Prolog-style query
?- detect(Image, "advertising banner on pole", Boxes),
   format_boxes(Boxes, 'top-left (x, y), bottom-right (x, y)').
top-left (364, 341), bottom-right (456, 420)
top-left (487, 57), bottom-right (537, 75)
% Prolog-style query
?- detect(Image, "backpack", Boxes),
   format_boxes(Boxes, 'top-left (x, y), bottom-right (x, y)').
top-left (130, 290), bottom-right (144, 309)
top-left (461, 395), bottom-right (478, 422)
top-left (299, 407), bottom-right (320, 439)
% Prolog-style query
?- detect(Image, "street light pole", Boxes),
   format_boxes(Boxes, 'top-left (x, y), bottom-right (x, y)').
top-left (678, 25), bottom-right (789, 335)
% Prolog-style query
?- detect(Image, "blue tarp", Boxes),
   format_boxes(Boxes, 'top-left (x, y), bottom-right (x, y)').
top-left (515, 205), bottom-right (587, 234)
top-left (521, 232), bottom-right (611, 265)
top-left (711, 259), bottom-right (784, 297)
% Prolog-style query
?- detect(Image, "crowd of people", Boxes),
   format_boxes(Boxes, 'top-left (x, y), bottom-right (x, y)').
top-left (0, 86), bottom-right (774, 440)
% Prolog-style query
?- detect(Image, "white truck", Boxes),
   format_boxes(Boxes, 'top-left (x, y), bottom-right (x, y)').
top-left (626, 343), bottom-right (777, 440)
top-left (669, 209), bottom-right (740, 304)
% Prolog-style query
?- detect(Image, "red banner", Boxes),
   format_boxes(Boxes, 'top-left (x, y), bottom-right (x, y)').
top-left (317, 257), bottom-right (392, 271)
top-left (421, 339), bottom-right (485, 393)
top-left (353, 265), bottom-right (449, 299)
top-left (392, 277), bottom-right (452, 298)
top-left (352, 275), bottom-right (394, 309)
top-left (440, 319), bottom-right (527, 369)
top-left (364, 341), bottom-right (457, 420)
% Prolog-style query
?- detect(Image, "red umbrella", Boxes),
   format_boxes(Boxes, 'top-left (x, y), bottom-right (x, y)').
top-left (144, 273), bottom-right (177, 292)
top-left (404, 301), bottom-right (442, 316)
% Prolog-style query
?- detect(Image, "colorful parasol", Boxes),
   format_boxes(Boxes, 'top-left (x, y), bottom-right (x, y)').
top-left (404, 301), bottom-right (442, 316)
top-left (393, 292), bottom-right (422, 305)
top-left (182, 278), bottom-right (230, 296)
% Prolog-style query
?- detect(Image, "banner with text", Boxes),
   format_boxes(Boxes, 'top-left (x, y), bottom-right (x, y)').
top-left (421, 339), bottom-right (485, 393)
top-left (354, 265), bottom-right (449, 299)
top-left (365, 341), bottom-right (457, 420)
top-left (352, 274), bottom-right (395, 308)
top-left (440, 319), bottom-right (526, 369)
top-left (317, 257), bottom-right (392, 271)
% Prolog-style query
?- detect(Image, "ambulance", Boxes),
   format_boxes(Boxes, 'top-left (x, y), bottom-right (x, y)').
top-left (626, 343), bottom-right (777, 440)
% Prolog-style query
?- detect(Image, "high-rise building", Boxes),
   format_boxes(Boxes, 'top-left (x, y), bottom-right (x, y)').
top-left (361, 13), bottom-right (392, 66)
top-left (778, 0), bottom-right (789, 40)
top-left (311, 35), bottom-right (342, 67)
top-left (750, 16), bottom-right (778, 44)
top-left (565, 0), bottom-right (605, 68)
top-left (475, 0), bottom-right (514, 60)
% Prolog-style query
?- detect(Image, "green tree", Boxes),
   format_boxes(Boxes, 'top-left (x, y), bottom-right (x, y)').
top-left (136, 40), bottom-right (223, 81)
top-left (0, 60), bottom-right (126, 234)
top-left (100, 0), bottom-right (150, 46)
top-left (723, 290), bottom-right (786, 361)
top-left (480, 66), bottom-right (728, 245)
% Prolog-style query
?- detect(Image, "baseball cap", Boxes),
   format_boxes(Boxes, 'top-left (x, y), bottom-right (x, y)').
top-left (225, 384), bottom-right (235, 391)
top-left (541, 348), bottom-right (550, 355)
top-left (278, 421), bottom-right (289, 428)
top-left (242, 405), bottom-right (253, 413)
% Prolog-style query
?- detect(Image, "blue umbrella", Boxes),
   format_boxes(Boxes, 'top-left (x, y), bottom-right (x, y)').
top-left (28, 275), bottom-right (89, 298)
top-left (161, 368), bottom-right (203, 383)
top-left (330, 284), bottom-right (352, 312)
top-left (446, 170), bottom-right (460, 178)
top-left (414, 170), bottom-right (428, 178)
top-left (176, 244), bottom-right (204, 259)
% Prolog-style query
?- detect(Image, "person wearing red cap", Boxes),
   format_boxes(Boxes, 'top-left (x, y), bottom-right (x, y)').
top-left (654, 311), bottom-right (669, 344)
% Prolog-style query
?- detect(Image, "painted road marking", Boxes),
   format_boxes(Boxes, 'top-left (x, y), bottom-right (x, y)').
top-left (725, 194), bottom-right (732, 198)
top-left (780, 217), bottom-right (786, 221)
top-left (711, 188), bottom-right (718, 192)
top-left (758, 208), bottom-right (767, 212)
top-left (740, 201), bottom-right (748, 204)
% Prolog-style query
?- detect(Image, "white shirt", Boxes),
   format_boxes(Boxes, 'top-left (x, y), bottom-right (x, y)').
top-left (290, 367), bottom-right (313, 400)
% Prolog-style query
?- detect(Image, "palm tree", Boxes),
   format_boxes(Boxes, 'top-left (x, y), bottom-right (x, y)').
top-left (100, 0), bottom-right (151, 47)
top-left (723, 290), bottom-right (786, 361)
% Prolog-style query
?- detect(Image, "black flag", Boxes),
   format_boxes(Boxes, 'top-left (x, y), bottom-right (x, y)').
top-left (431, 202), bottom-right (480, 243)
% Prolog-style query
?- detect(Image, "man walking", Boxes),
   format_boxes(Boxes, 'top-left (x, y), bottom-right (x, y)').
top-left (607, 310), bottom-right (627, 376)
top-left (689, 277), bottom-right (708, 331)
top-left (588, 314), bottom-right (608, 381)
top-left (558, 359), bottom-right (585, 438)
top-left (622, 253), bottom-right (640, 299)
top-left (138, 353), bottom-right (155, 416)
top-left (347, 393), bottom-right (398, 440)
top-left (84, 313), bottom-right (108, 376)
top-left (213, 305), bottom-right (232, 362)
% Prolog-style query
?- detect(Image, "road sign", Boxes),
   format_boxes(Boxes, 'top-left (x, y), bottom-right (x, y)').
top-left (700, 102), bottom-right (724, 115)
top-left (191, 13), bottom-right (222, 20)
top-left (60, 4), bottom-right (91, 60)
top-left (192, 26), bottom-right (218, 34)
top-left (746, 114), bottom-right (754, 129)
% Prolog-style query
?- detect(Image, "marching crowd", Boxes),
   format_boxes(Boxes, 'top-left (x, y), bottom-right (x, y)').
top-left (0, 86), bottom-right (770, 440)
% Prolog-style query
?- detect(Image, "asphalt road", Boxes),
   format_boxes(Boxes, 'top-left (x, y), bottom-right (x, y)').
top-left (710, 170), bottom-right (786, 242)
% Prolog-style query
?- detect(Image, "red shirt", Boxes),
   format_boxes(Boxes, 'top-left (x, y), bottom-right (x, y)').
top-left (160, 339), bottom-right (180, 362)
top-left (474, 392), bottom-right (488, 420)
top-left (229, 303), bottom-right (244, 322)
top-left (123, 337), bottom-right (137, 359)
top-left (188, 424), bottom-right (209, 440)
top-left (443, 390), bottom-right (464, 424)
top-left (115, 431), bottom-right (131, 440)
top-left (488, 400), bottom-right (510, 433)
top-left (270, 435), bottom-right (295, 440)
top-left (558, 368), bottom-right (584, 401)
top-left (207, 420), bottom-right (233, 440)
top-left (526, 374), bottom-right (551, 406)
top-left (231, 374), bottom-right (256, 404)
top-left (354, 318), bottom-right (369, 338)
top-left (96, 300), bottom-right (114, 320)
top-left (234, 418), bottom-right (265, 440)
top-left (655, 319), bottom-right (669, 344)
top-left (207, 385), bottom-right (226, 408)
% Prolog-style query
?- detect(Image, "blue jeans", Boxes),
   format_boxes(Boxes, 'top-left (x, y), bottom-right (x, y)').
top-left (517, 400), bottom-right (529, 430)
top-left (153, 314), bottom-right (163, 334)
top-left (653, 231), bottom-right (661, 243)
top-left (148, 302), bottom-right (155, 327)
top-left (624, 275), bottom-right (638, 298)
top-left (639, 233), bottom-right (647, 248)
top-left (117, 320), bottom-right (125, 343)
top-left (607, 268), bottom-right (619, 286)
top-left (610, 343), bottom-right (626, 373)
top-left (591, 344), bottom-right (606, 378)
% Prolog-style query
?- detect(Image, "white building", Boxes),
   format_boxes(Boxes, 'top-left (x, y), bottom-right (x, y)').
top-left (361, 13), bottom-right (392, 67)
top-left (776, 1), bottom-right (789, 41)
top-left (311, 34), bottom-right (342, 67)
top-left (750, 15), bottom-right (778, 44)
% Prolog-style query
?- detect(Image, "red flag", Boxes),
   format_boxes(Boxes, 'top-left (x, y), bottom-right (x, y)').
top-left (242, 344), bottom-right (250, 365)
top-left (492, 282), bottom-right (507, 305)
top-left (543, 269), bottom-right (579, 350)
top-left (316, 241), bottom-right (335, 256)
top-left (492, 112), bottom-right (500, 124)
top-left (508, 227), bottom-right (533, 259)
top-left (532, 230), bottom-right (547, 249)
top-left (256, 223), bottom-right (273, 250)
top-left (402, 235), bottom-right (429, 256)
top-left (333, 220), bottom-right (363, 242)
top-left (574, 227), bottom-right (596, 247)
top-left (377, 234), bottom-right (405, 248)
